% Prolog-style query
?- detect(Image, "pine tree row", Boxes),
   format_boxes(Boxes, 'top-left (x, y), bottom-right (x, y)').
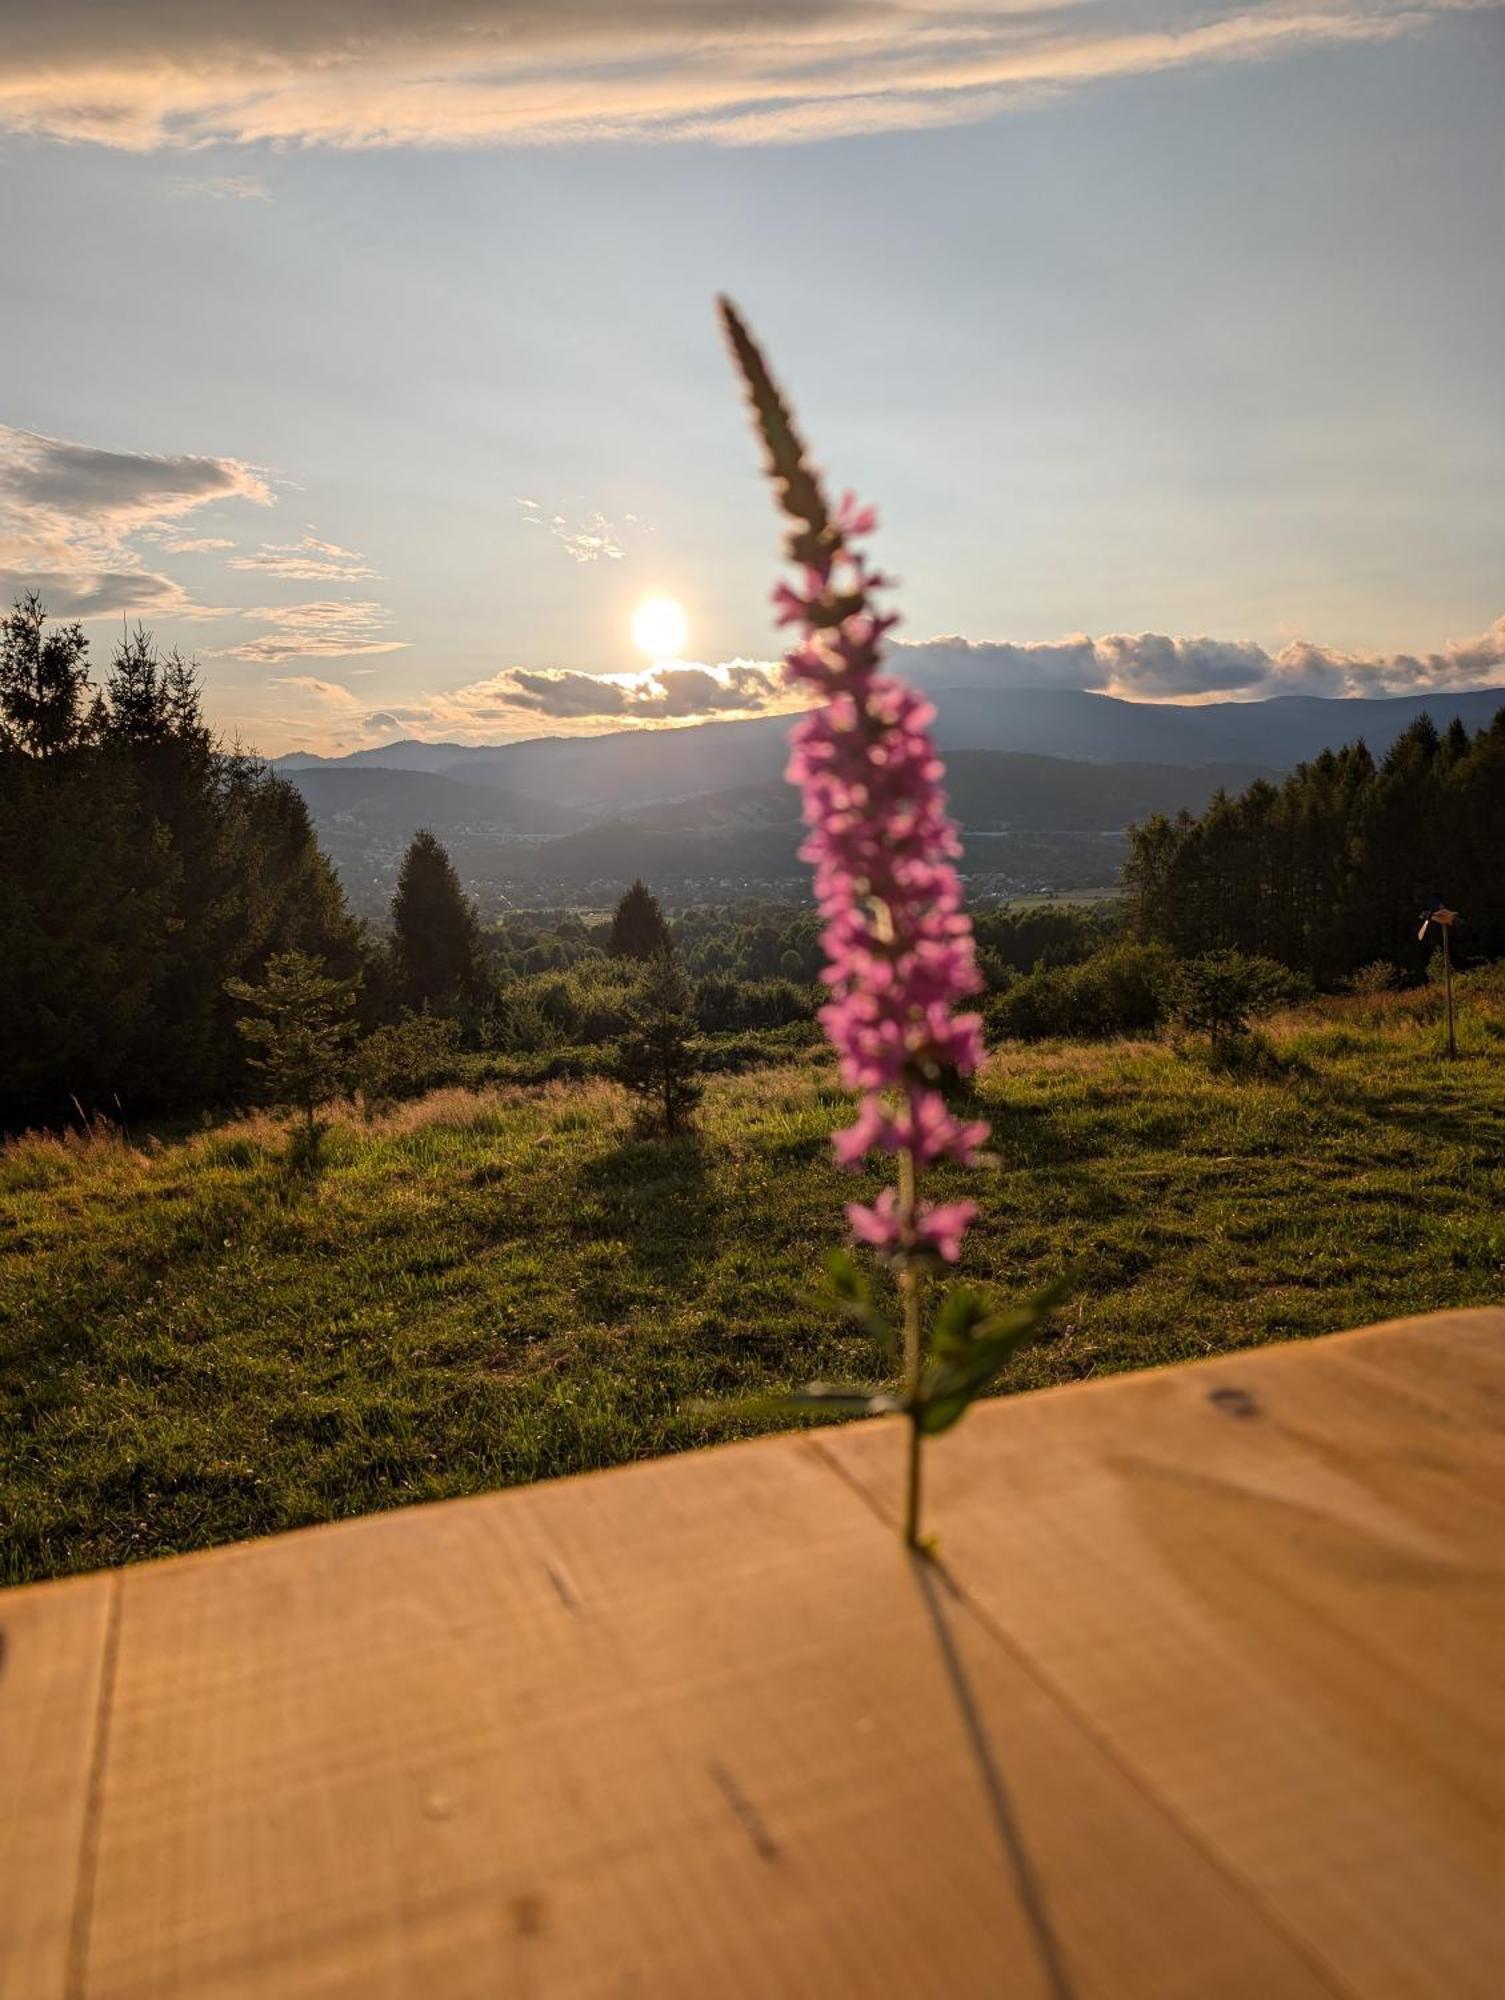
top-left (1123, 709), bottom-right (1505, 982)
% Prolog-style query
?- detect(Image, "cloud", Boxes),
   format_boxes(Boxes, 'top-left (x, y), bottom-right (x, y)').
top-left (896, 632), bottom-right (1272, 698)
top-left (168, 173), bottom-right (273, 201)
top-left (0, 2), bottom-right (1480, 152)
top-left (268, 675), bottom-right (365, 706)
top-left (1264, 616), bottom-right (1505, 697)
top-left (0, 427), bottom-right (269, 548)
top-left (162, 535), bottom-right (238, 554)
top-left (0, 567), bottom-right (200, 620)
top-left (217, 599), bottom-right (408, 665)
top-left (895, 617), bottom-right (1505, 699)
top-left (307, 658), bottom-right (796, 743)
top-left (464, 660), bottom-right (788, 720)
top-left (252, 607), bottom-right (1505, 753)
top-left (230, 533), bottom-right (378, 580)
top-left (0, 424), bottom-right (270, 619)
top-left (516, 498), bottom-right (648, 564)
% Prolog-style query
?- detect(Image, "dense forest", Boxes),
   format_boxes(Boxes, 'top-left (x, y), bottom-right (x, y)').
top-left (0, 598), bottom-right (360, 1130)
top-left (1123, 710), bottom-right (1505, 983)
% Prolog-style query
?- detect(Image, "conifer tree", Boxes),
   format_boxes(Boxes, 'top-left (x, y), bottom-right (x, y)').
top-left (226, 951), bottom-right (359, 1132)
top-left (0, 599), bottom-right (363, 1130)
top-left (608, 878), bottom-right (670, 960)
top-left (614, 948), bottom-right (702, 1136)
top-left (390, 829), bottom-right (483, 1013)
top-left (0, 592), bottom-right (91, 759)
top-left (1124, 702), bottom-right (1505, 982)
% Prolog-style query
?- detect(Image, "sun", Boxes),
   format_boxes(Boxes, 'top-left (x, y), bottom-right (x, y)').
top-left (631, 595), bottom-right (688, 662)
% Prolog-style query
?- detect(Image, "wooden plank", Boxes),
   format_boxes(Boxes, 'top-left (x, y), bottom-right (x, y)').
top-left (75, 1434), bottom-right (1331, 2000)
top-left (819, 1309), bottom-right (1505, 2000)
top-left (0, 1571), bottom-right (117, 2000)
top-left (1323, 1309), bottom-right (1505, 1441)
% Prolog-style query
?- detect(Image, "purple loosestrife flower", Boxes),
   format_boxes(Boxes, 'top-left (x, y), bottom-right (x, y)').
top-left (735, 375), bottom-right (991, 1264)
top-left (720, 296), bottom-right (1066, 1550)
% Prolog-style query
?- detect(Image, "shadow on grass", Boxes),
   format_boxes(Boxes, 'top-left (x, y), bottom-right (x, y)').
top-left (912, 1555), bottom-right (1077, 2000)
top-left (576, 1129), bottom-right (719, 1290)
top-left (1309, 1058), bottom-right (1505, 1159)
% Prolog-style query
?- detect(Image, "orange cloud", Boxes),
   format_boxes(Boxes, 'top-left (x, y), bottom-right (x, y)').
top-left (0, 3), bottom-right (1482, 150)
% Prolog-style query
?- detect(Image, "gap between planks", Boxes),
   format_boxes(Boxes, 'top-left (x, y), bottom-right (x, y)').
top-left (62, 1572), bottom-right (124, 2000)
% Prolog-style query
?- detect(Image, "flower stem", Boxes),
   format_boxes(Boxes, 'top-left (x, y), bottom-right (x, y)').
top-left (899, 1144), bottom-right (925, 1547)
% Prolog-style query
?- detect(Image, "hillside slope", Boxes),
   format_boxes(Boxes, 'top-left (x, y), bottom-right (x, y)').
top-left (5, 977), bottom-right (1502, 1582)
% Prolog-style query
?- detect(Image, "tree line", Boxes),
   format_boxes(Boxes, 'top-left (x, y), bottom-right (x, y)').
top-left (0, 601), bottom-right (714, 1138)
top-left (1122, 709), bottom-right (1505, 984)
top-left (1, 597), bottom-right (362, 1131)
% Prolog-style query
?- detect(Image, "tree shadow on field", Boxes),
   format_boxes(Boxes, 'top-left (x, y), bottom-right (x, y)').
top-left (576, 1130), bottom-right (718, 1292)
top-left (1311, 1061), bottom-right (1505, 1163)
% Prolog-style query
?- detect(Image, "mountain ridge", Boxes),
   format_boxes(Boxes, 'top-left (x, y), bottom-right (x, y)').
top-left (275, 683), bottom-right (1505, 804)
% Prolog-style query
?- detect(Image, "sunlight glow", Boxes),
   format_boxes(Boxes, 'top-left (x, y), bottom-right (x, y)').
top-left (631, 595), bottom-right (689, 662)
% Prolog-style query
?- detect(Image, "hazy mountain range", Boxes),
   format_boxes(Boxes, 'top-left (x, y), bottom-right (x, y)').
top-left (276, 683), bottom-right (1505, 915)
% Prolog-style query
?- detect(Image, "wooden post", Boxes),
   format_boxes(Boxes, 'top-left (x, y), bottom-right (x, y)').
top-left (1444, 922), bottom-right (1456, 1059)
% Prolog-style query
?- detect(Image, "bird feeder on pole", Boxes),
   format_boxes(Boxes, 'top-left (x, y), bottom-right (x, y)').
top-left (1417, 900), bottom-right (1461, 1058)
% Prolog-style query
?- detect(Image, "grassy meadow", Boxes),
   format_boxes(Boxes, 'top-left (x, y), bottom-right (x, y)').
top-left (4, 973), bottom-right (1503, 1585)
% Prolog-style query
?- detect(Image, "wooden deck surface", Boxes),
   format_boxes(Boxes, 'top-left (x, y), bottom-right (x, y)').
top-left (2, 1308), bottom-right (1501, 1999)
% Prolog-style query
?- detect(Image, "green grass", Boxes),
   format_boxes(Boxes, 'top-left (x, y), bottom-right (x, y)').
top-left (4, 978), bottom-right (1503, 1584)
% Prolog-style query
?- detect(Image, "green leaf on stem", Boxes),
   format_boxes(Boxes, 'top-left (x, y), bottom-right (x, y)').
top-left (821, 1248), bottom-right (899, 1357)
top-left (930, 1283), bottom-right (993, 1358)
top-left (917, 1271), bottom-right (1074, 1435)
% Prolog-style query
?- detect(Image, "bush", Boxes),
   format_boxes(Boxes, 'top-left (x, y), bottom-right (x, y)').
top-left (1167, 952), bottom-right (1299, 1047)
top-left (973, 905), bottom-right (1112, 985)
top-left (486, 961), bottom-right (642, 1051)
top-left (694, 974), bottom-right (813, 1034)
top-left (1345, 960), bottom-right (1403, 996)
top-left (987, 941), bottom-right (1174, 1042)
top-left (353, 1011), bottom-right (463, 1109)
top-left (614, 951), bottom-right (702, 1136)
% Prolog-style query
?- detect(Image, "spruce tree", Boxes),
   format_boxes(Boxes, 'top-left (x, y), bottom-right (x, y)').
top-left (390, 830), bottom-right (483, 1013)
top-left (226, 951), bottom-right (359, 1132)
top-left (614, 949), bottom-right (702, 1136)
top-left (0, 600), bottom-right (364, 1130)
top-left (608, 878), bottom-right (670, 960)
top-left (0, 593), bottom-right (91, 759)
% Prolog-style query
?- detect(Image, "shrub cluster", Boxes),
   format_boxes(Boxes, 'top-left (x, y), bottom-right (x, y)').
top-left (986, 941), bottom-right (1305, 1045)
top-left (986, 941), bottom-right (1174, 1041)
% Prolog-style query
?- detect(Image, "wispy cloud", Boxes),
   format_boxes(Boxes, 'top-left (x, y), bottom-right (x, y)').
top-left (515, 497), bottom-right (648, 564)
top-left (167, 173), bottom-right (273, 201)
top-left (229, 533), bottom-right (378, 581)
top-left (162, 535), bottom-right (238, 554)
top-left (1, 2), bottom-right (1481, 151)
top-left (0, 423), bottom-right (270, 619)
top-left (218, 599), bottom-right (408, 665)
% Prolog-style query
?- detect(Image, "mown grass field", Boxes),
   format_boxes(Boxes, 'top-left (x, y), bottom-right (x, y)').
top-left (4, 977), bottom-right (1503, 1584)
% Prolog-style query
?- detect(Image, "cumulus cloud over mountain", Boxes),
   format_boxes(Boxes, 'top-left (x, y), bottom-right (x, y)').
top-left (897, 622), bottom-right (1505, 701)
top-left (309, 617), bottom-right (1505, 749)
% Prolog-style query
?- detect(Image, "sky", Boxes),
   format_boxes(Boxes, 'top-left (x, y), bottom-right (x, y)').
top-left (2, 0), bottom-right (1502, 754)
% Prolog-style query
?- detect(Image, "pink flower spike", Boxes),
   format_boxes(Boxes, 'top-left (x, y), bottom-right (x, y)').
top-left (914, 1200), bottom-right (978, 1264)
top-left (834, 492), bottom-right (879, 537)
top-left (846, 1189), bottom-right (904, 1250)
top-left (832, 1097), bottom-right (894, 1168)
